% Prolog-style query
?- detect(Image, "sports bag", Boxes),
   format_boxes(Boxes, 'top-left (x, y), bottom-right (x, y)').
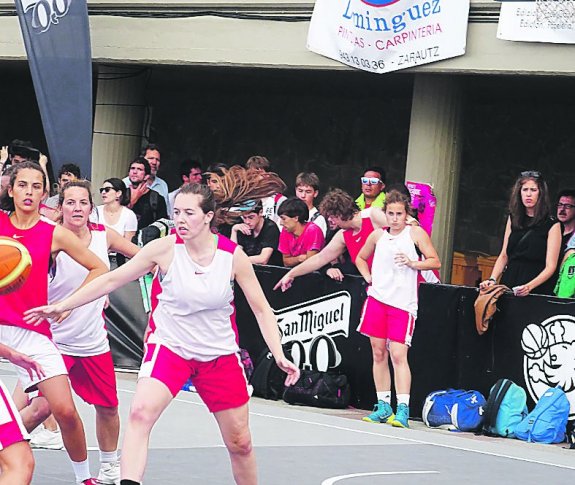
top-left (422, 389), bottom-right (486, 432)
top-left (482, 378), bottom-right (528, 438)
top-left (249, 348), bottom-right (287, 401)
top-left (515, 387), bottom-right (570, 444)
top-left (282, 370), bottom-right (351, 409)
top-left (474, 285), bottom-right (510, 335)
top-left (239, 348), bottom-right (254, 382)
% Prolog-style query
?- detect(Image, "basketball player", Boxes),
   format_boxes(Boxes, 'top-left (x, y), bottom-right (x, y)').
top-left (0, 343), bottom-right (43, 485)
top-left (0, 161), bottom-right (108, 485)
top-left (25, 183), bottom-right (300, 485)
top-left (355, 190), bottom-right (440, 428)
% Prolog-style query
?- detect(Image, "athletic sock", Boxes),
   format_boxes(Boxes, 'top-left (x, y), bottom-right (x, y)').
top-left (71, 458), bottom-right (91, 483)
top-left (100, 449), bottom-right (119, 463)
top-left (376, 391), bottom-right (392, 403)
top-left (120, 480), bottom-right (140, 485)
top-left (397, 394), bottom-right (410, 406)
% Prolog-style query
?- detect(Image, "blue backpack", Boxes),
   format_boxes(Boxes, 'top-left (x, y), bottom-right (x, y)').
top-left (422, 389), bottom-right (486, 432)
top-left (515, 387), bottom-right (570, 444)
top-left (482, 378), bottom-right (528, 438)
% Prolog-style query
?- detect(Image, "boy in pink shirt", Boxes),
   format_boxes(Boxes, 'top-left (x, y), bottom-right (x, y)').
top-left (277, 197), bottom-right (325, 267)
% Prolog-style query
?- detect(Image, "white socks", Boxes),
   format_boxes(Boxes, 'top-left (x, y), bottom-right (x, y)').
top-left (100, 449), bottom-right (119, 464)
top-left (71, 458), bottom-right (91, 483)
top-left (376, 391), bottom-right (392, 403)
top-left (397, 394), bottom-right (410, 406)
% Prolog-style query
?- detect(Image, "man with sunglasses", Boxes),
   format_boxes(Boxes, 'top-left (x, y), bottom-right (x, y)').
top-left (556, 189), bottom-right (575, 253)
top-left (356, 166), bottom-right (386, 210)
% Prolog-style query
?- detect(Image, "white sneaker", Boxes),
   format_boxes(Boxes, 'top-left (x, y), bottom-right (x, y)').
top-left (97, 461), bottom-right (120, 485)
top-left (29, 425), bottom-right (64, 450)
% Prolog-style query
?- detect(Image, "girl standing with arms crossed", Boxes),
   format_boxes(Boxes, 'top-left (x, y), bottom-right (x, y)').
top-left (355, 190), bottom-right (441, 428)
top-left (26, 183), bottom-right (299, 485)
top-left (0, 162), bottom-right (108, 484)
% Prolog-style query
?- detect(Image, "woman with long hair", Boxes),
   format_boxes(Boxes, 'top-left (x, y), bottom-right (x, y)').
top-left (96, 177), bottom-right (138, 241)
top-left (355, 190), bottom-right (441, 428)
top-left (480, 171), bottom-right (562, 296)
top-left (0, 161), bottom-right (108, 485)
top-left (26, 182), bottom-right (299, 485)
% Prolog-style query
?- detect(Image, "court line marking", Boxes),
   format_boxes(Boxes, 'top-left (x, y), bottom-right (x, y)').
top-left (115, 386), bottom-right (575, 472)
top-left (322, 471), bottom-right (439, 485)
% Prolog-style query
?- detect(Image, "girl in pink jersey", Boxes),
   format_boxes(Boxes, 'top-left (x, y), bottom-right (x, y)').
top-left (0, 162), bottom-right (108, 485)
top-left (26, 183), bottom-right (300, 485)
top-left (355, 190), bottom-right (440, 429)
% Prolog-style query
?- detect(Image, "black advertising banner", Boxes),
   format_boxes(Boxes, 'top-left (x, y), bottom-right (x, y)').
top-left (14, 0), bottom-right (93, 178)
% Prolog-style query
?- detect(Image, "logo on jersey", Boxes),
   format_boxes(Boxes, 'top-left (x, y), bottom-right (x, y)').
top-left (12, 234), bottom-right (23, 239)
top-left (522, 315), bottom-right (575, 419)
top-left (274, 291), bottom-right (352, 371)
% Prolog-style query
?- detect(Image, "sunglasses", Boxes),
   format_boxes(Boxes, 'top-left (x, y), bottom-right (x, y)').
top-left (99, 187), bottom-right (114, 194)
top-left (520, 171), bottom-right (541, 179)
top-left (361, 177), bottom-right (381, 185)
top-left (557, 203), bottom-right (575, 210)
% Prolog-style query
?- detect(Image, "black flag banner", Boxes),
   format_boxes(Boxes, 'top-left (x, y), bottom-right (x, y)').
top-left (14, 0), bottom-right (93, 178)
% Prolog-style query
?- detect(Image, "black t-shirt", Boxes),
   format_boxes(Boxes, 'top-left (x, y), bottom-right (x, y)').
top-left (237, 218), bottom-right (282, 266)
top-left (132, 189), bottom-right (168, 230)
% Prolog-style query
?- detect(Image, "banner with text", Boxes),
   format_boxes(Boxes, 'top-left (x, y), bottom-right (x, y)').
top-left (497, 1), bottom-right (575, 44)
top-left (307, 0), bottom-right (471, 74)
top-left (14, 0), bottom-right (93, 178)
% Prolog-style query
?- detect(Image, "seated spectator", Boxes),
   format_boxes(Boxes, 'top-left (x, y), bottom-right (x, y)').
top-left (96, 177), bottom-right (138, 241)
top-left (356, 166), bottom-right (386, 210)
top-left (245, 155), bottom-right (286, 226)
top-left (556, 189), bottom-right (575, 254)
top-left (168, 159), bottom-right (203, 216)
top-left (554, 235), bottom-right (575, 298)
top-left (277, 197), bottom-right (325, 267)
top-left (230, 200), bottom-right (282, 266)
top-left (295, 172), bottom-right (327, 236)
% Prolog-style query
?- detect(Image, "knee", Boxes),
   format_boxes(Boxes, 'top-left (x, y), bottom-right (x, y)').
top-left (51, 402), bottom-right (79, 428)
top-left (128, 401), bottom-right (157, 429)
top-left (389, 348), bottom-right (407, 367)
top-left (95, 405), bottom-right (119, 420)
top-left (371, 346), bottom-right (388, 364)
top-left (30, 397), bottom-right (51, 423)
top-left (225, 431), bottom-right (253, 457)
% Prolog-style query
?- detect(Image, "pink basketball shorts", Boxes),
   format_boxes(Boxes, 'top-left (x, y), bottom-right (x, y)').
top-left (0, 379), bottom-right (29, 450)
top-left (139, 336), bottom-right (250, 413)
top-left (357, 296), bottom-right (416, 346)
top-left (63, 351), bottom-right (119, 408)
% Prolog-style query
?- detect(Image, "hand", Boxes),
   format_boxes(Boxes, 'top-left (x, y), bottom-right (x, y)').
top-left (479, 278), bottom-right (495, 290)
top-left (394, 252), bottom-right (412, 268)
top-left (274, 274), bottom-right (294, 292)
top-left (513, 284), bottom-right (531, 297)
top-left (7, 349), bottom-right (45, 381)
top-left (24, 303), bottom-right (67, 325)
top-left (129, 183), bottom-right (149, 207)
top-left (363, 273), bottom-right (372, 285)
top-left (232, 223), bottom-right (251, 236)
top-left (38, 153), bottom-right (48, 168)
top-left (298, 254), bottom-right (307, 263)
top-left (326, 267), bottom-right (344, 281)
top-left (0, 146), bottom-right (8, 163)
top-left (104, 295), bottom-right (110, 309)
top-left (275, 356), bottom-right (300, 386)
top-left (53, 309), bottom-right (71, 324)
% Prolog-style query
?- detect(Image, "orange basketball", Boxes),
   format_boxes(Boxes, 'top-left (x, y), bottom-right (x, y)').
top-left (0, 236), bottom-right (32, 295)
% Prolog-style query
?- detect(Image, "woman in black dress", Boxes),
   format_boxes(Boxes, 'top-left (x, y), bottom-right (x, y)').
top-left (480, 171), bottom-right (562, 296)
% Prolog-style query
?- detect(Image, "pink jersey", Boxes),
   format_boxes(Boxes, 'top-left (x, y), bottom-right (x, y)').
top-left (343, 212), bottom-right (375, 268)
top-left (278, 222), bottom-right (325, 257)
top-left (149, 234), bottom-right (239, 361)
top-left (0, 211), bottom-right (55, 337)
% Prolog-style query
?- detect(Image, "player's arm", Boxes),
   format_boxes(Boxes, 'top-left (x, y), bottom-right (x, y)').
top-left (403, 226), bottom-right (441, 270)
top-left (106, 226), bottom-right (140, 258)
top-left (0, 343), bottom-right (44, 380)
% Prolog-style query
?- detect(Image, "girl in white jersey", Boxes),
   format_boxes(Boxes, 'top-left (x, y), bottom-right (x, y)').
top-left (0, 162), bottom-right (108, 485)
top-left (355, 190), bottom-right (440, 429)
top-left (23, 180), bottom-right (139, 483)
top-left (26, 182), bottom-right (300, 485)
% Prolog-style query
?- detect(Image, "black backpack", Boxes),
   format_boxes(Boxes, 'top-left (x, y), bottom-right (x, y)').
top-left (283, 370), bottom-right (351, 409)
top-left (250, 348), bottom-right (288, 401)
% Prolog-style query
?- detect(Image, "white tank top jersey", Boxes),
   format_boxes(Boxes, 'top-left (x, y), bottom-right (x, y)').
top-left (48, 224), bottom-right (111, 356)
top-left (151, 234), bottom-right (239, 361)
top-left (368, 226), bottom-right (419, 318)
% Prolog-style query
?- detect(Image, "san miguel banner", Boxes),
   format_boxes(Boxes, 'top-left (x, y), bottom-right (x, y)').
top-left (307, 0), bottom-right (471, 74)
top-left (497, 0), bottom-right (575, 44)
top-left (14, 0), bottom-right (93, 178)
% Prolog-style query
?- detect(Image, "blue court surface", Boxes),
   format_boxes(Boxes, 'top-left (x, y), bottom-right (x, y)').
top-left (1, 363), bottom-right (573, 485)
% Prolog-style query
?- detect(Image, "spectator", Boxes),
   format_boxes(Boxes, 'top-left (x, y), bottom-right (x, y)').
top-left (96, 177), bottom-right (138, 241)
top-left (0, 164), bottom-right (13, 192)
top-left (554, 235), bottom-right (575, 298)
top-left (44, 163), bottom-right (81, 210)
top-left (125, 156), bottom-right (168, 230)
top-left (295, 172), bottom-right (327, 236)
top-left (168, 159), bottom-right (203, 215)
top-left (556, 189), bottom-right (575, 253)
top-left (230, 200), bottom-right (282, 266)
top-left (123, 143), bottom-right (169, 208)
top-left (2, 140), bottom-right (50, 192)
top-left (246, 155), bottom-right (286, 225)
top-left (204, 163), bottom-right (229, 195)
top-left (277, 197), bottom-right (325, 267)
top-left (356, 166), bottom-right (386, 210)
top-left (480, 171), bottom-right (561, 296)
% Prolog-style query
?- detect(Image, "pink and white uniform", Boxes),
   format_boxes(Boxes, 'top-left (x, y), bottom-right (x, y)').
top-left (0, 379), bottom-right (29, 450)
top-left (343, 209), bottom-right (375, 268)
